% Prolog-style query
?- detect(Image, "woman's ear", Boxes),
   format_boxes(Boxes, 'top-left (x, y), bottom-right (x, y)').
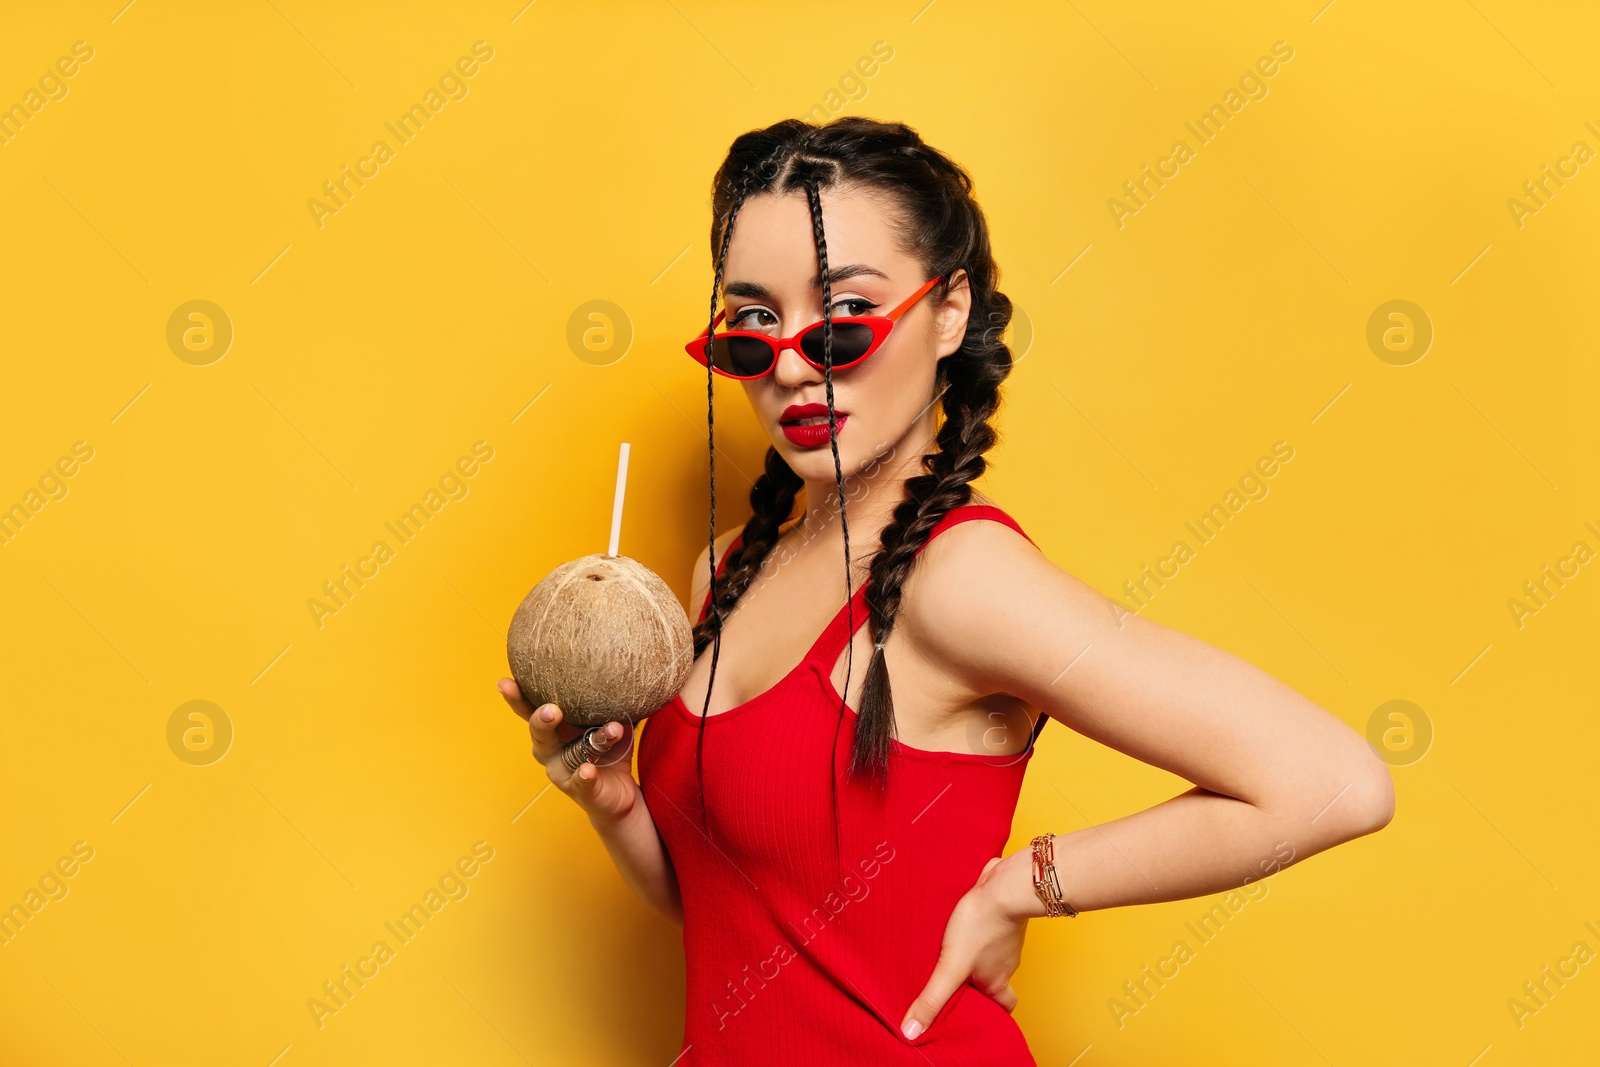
top-left (933, 269), bottom-right (972, 358)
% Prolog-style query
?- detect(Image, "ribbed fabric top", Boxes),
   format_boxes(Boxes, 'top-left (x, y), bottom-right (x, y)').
top-left (636, 504), bottom-right (1046, 1066)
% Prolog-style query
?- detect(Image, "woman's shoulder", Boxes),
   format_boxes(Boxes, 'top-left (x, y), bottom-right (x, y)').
top-left (897, 497), bottom-right (1089, 688)
top-left (899, 496), bottom-right (1050, 627)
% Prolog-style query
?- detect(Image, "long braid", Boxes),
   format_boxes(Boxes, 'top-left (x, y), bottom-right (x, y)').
top-left (694, 154), bottom-right (759, 836)
top-left (848, 333), bottom-right (1009, 785)
top-left (799, 168), bottom-right (856, 868)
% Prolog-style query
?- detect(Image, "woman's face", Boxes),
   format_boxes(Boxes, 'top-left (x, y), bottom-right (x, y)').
top-left (719, 184), bottom-right (970, 486)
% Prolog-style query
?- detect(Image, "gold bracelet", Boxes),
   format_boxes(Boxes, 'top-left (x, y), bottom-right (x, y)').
top-left (1030, 832), bottom-right (1078, 917)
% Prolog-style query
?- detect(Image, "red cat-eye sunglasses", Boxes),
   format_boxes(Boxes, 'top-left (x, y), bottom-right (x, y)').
top-left (686, 275), bottom-right (946, 380)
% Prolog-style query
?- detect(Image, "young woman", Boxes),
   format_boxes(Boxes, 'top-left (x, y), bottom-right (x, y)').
top-left (498, 116), bottom-right (1394, 1065)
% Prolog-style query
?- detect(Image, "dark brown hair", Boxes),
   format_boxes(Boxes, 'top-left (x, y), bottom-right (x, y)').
top-left (690, 116), bottom-right (1014, 850)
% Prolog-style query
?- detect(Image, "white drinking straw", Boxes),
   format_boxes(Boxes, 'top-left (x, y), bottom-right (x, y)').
top-left (608, 442), bottom-right (630, 557)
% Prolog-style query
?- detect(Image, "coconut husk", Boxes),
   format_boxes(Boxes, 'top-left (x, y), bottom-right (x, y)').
top-left (506, 553), bottom-right (692, 726)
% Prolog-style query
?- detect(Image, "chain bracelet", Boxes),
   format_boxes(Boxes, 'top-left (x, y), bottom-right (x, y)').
top-left (1030, 832), bottom-right (1078, 918)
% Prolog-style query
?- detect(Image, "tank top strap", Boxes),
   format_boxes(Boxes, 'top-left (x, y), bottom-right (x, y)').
top-left (695, 532), bottom-right (746, 626)
top-left (801, 503), bottom-right (1037, 668)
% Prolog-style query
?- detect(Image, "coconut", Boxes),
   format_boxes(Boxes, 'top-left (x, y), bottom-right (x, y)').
top-left (506, 553), bottom-right (693, 727)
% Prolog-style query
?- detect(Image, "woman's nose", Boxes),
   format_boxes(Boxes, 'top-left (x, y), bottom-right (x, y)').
top-left (772, 342), bottom-right (821, 388)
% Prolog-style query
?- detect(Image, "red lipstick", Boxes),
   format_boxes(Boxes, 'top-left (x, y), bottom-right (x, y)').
top-left (780, 402), bottom-right (848, 449)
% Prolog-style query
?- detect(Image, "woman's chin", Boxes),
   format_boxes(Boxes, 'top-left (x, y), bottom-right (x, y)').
top-left (785, 448), bottom-right (876, 484)
top-left (779, 448), bottom-right (831, 476)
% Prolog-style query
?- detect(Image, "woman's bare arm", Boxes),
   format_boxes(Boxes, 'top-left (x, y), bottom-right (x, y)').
top-left (902, 518), bottom-right (1395, 918)
top-left (588, 783), bottom-right (683, 927)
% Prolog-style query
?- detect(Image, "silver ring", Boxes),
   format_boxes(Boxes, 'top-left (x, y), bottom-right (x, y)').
top-left (560, 727), bottom-right (605, 772)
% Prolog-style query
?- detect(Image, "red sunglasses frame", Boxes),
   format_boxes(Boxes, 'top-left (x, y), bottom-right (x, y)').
top-left (686, 275), bottom-right (946, 380)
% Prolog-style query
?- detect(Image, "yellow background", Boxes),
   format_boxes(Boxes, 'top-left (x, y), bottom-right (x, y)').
top-left (2, 1), bottom-right (1596, 1063)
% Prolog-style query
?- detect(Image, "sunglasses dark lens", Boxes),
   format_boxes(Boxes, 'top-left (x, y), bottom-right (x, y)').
top-left (711, 335), bottom-right (778, 377)
top-left (799, 321), bottom-right (875, 367)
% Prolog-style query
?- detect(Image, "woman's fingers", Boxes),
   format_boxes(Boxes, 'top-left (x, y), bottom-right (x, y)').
top-left (499, 679), bottom-right (639, 818)
top-left (901, 948), bottom-right (970, 1040)
top-left (498, 679), bottom-right (537, 722)
top-left (568, 758), bottom-right (597, 790)
top-left (499, 680), bottom-right (572, 766)
top-left (994, 982), bottom-right (1018, 1013)
top-left (556, 722), bottom-right (614, 767)
top-left (527, 706), bottom-right (632, 777)
top-left (522, 696), bottom-right (568, 764)
top-left (581, 720), bottom-right (632, 766)
top-left (571, 745), bottom-right (640, 822)
top-left (552, 721), bottom-right (637, 821)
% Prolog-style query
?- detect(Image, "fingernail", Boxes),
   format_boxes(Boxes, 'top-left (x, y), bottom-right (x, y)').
top-left (902, 1019), bottom-right (923, 1040)
top-left (539, 706), bottom-right (555, 722)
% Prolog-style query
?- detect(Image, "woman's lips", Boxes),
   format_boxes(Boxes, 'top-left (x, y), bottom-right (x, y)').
top-left (781, 414), bottom-right (847, 448)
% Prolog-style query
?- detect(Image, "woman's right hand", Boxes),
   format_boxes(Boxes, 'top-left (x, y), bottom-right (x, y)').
top-left (498, 678), bottom-right (640, 825)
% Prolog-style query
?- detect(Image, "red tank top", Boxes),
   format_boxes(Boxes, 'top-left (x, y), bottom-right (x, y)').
top-left (636, 504), bottom-right (1046, 1065)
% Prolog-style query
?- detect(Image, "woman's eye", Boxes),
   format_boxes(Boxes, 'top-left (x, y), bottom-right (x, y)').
top-left (729, 307), bottom-right (776, 331)
top-left (834, 298), bottom-right (878, 317)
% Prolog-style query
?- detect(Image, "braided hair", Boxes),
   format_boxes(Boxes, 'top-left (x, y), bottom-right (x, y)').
top-left (690, 117), bottom-right (1015, 854)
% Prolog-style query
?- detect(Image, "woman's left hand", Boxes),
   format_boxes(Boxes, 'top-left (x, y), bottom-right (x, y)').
top-left (900, 853), bottom-right (1031, 1039)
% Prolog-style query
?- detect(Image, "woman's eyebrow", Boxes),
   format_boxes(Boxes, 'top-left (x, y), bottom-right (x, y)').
top-left (724, 264), bottom-right (890, 301)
